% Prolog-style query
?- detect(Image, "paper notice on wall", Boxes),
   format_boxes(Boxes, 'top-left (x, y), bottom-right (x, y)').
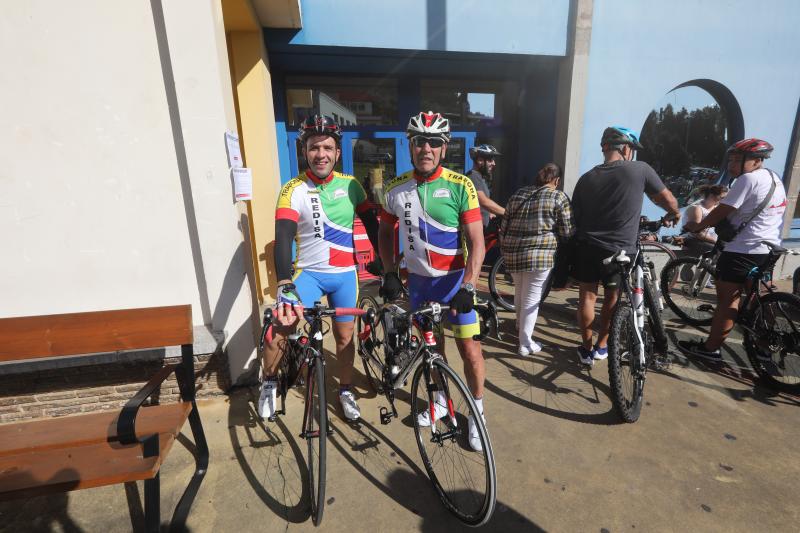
top-left (233, 167), bottom-right (253, 201)
top-left (225, 131), bottom-right (243, 168)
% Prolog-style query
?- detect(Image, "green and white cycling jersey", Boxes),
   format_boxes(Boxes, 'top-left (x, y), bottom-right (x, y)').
top-left (276, 170), bottom-right (370, 273)
top-left (380, 166), bottom-right (481, 277)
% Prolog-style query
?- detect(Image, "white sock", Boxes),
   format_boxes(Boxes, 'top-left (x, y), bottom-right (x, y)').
top-left (473, 396), bottom-right (484, 415)
top-left (436, 391), bottom-right (447, 407)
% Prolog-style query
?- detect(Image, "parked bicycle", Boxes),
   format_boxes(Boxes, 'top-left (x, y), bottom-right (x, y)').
top-left (258, 303), bottom-right (366, 526)
top-left (604, 218), bottom-right (671, 423)
top-left (355, 298), bottom-right (498, 526)
top-left (660, 242), bottom-right (722, 326)
top-left (670, 241), bottom-right (800, 392)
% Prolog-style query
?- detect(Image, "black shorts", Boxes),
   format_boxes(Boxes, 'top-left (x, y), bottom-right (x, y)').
top-left (716, 252), bottom-right (770, 284)
top-left (571, 242), bottom-right (623, 289)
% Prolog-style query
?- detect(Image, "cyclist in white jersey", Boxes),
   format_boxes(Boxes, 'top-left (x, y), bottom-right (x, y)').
top-left (260, 115), bottom-right (379, 421)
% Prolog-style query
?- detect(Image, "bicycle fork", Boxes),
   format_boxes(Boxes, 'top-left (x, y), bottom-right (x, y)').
top-left (424, 362), bottom-right (458, 445)
top-left (631, 265), bottom-right (647, 370)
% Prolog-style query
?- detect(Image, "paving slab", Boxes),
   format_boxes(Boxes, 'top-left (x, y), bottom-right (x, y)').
top-left (1, 284), bottom-right (799, 532)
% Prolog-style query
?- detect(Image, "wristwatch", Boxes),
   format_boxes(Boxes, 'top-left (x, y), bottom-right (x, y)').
top-left (461, 282), bottom-right (476, 294)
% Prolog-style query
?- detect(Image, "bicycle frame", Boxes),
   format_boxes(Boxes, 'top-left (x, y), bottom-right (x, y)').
top-left (611, 246), bottom-right (655, 369)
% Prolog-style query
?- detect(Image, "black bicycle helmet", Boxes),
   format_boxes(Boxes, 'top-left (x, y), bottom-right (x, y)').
top-left (298, 114), bottom-right (343, 145)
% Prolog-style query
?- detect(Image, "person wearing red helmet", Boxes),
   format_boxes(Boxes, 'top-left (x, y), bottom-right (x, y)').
top-left (260, 114), bottom-right (379, 421)
top-left (679, 138), bottom-right (787, 361)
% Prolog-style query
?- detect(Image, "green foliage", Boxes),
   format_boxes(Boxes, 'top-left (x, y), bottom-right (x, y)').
top-left (638, 103), bottom-right (728, 177)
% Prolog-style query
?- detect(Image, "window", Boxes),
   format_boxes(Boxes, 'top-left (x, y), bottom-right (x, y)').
top-left (286, 76), bottom-right (399, 126)
top-left (420, 80), bottom-right (504, 127)
top-left (352, 138), bottom-right (397, 205)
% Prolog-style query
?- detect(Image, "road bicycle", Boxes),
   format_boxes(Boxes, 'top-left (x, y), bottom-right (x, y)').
top-left (604, 219), bottom-right (671, 423)
top-left (355, 299), bottom-right (498, 526)
top-left (672, 241), bottom-right (800, 392)
top-left (258, 303), bottom-right (366, 526)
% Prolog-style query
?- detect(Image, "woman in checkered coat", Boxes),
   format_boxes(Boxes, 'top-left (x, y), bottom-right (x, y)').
top-left (499, 163), bottom-right (575, 355)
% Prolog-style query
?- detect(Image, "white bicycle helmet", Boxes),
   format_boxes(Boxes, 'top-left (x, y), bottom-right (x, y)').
top-left (406, 111), bottom-right (451, 142)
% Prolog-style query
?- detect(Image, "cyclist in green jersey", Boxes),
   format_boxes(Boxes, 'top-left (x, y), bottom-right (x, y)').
top-left (378, 111), bottom-right (488, 451)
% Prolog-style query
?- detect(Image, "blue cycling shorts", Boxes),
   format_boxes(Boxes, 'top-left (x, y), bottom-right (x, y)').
top-left (292, 269), bottom-right (359, 322)
top-left (408, 271), bottom-right (479, 340)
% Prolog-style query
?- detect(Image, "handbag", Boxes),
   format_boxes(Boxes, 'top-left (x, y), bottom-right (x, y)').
top-left (713, 170), bottom-right (777, 242)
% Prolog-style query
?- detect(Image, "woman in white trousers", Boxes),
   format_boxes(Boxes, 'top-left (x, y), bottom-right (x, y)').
top-left (500, 164), bottom-right (575, 355)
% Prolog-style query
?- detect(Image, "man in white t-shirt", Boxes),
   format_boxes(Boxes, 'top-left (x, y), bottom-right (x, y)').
top-left (678, 138), bottom-right (786, 361)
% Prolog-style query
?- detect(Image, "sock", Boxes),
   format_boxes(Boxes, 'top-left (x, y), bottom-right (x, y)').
top-left (473, 396), bottom-right (484, 415)
top-left (435, 391), bottom-right (447, 407)
top-left (263, 375), bottom-right (278, 384)
top-left (339, 384), bottom-right (352, 395)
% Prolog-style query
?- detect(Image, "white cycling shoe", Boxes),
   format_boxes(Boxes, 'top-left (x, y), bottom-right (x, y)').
top-left (468, 412), bottom-right (486, 452)
top-left (258, 379), bottom-right (278, 420)
top-left (339, 390), bottom-right (361, 421)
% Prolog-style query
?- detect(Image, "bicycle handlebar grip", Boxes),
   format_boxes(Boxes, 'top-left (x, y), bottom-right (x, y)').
top-left (334, 307), bottom-right (366, 316)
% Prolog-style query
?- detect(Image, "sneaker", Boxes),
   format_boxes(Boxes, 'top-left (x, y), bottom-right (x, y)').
top-left (577, 345), bottom-right (594, 366)
top-left (518, 341), bottom-right (542, 356)
top-left (258, 379), bottom-right (278, 419)
top-left (339, 389), bottom-right (361, 421)
top-left (417, 395), bottom-right (448, 427)
top-left (677, 339), bottom-right (722, 362)
top-left (468, 412), bottom-right (486, 452)
top-left (592, 345), bottom-right (609, 361)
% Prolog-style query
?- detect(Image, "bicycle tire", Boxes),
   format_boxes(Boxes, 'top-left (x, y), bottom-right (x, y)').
top-left (608, 303), bottom-right (644, 423)
top-left (410, 358), bottom-right (497, 526)
top-left (488, 256), bottom-right (515, 312)
top-left (305, 357), bottom-right (327, 525)
top-left (742, 291), bottom-right (800, 393)
top-left (643, 277), bottom-right (668, 354)
top-left (660, 256), bottom-right (716, 326)
top-left (356, 294), bottom-right (386, 394)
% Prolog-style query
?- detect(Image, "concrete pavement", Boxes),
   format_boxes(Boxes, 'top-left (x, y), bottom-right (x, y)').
top-left (2, 284), bottom-right (799, 532)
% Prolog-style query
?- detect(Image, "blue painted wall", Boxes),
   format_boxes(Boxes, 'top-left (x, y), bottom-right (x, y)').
top-left (579, 0), bottom-right (800, 182)
top-left (288, 0), bottom-right (569, 56)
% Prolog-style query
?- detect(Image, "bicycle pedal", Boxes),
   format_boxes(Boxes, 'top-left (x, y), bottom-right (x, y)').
top-left (379, 406), bottom-right (394, 425)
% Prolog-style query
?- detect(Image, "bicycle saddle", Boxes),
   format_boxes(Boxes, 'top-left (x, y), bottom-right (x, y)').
top-left (762, 241), bottom-right (789, 255)
top-left (602, 250), bottom-right (631, 265)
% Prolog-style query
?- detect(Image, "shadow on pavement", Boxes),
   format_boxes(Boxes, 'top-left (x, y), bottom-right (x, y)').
top-left (227, 390), bottom-right (311, 524)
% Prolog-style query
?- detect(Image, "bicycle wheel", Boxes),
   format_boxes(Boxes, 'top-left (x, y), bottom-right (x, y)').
top-left (660, 256), bottom-right (716, 326)
top-left (410, 358), bottom-right (496, 526)
top-left (643, 277), bottom-right (668, 354)
top-left (304, 357), bottom-right (327, 525)
top-left (356, 294), bottom-right (385, 393)
top-left (488, 256), bottom-right (515, 312)
top-left (743, 291), bottom-right (800, 392)
top-left (608, 303), bottom-right (644, 422)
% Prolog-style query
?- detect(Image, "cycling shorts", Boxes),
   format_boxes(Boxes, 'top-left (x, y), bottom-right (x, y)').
top-left (716, 252), bottom-right (770, 284)
top-left (571, 242), bottom-right (622, 289)
top-left (293, 269), bottom-right (359, 322)
top-left (408, 271), bottom-right (480, 340)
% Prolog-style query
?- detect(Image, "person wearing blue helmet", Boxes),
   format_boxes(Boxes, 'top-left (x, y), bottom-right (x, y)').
top-left (570, 126), bottom-right (680, 366)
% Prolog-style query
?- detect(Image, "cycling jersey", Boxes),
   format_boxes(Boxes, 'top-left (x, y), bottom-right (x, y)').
top-left (380, 166), bottom-right (481, 277)
top-left (276, 170), bottom-right (370, 273)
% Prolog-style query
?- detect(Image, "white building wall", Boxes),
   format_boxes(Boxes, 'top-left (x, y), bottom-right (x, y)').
top-left (0, 0), bottom-right (258, 382)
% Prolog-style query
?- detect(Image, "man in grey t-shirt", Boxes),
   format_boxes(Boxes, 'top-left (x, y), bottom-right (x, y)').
top-left (467, 144), bottom-right (506, 227)
top-left (571, 126), bottom-right (680, 367)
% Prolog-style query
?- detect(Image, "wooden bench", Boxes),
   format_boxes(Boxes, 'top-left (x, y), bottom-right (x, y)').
top-left (0, 305), bottom-right (209, 532)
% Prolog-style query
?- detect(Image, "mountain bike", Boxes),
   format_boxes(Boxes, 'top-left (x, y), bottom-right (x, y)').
top-left (258, 303), bottom-right (366, 526)
top-left (355, 300), bottom-right (498, 526)
top-left (676, 241), bottom-right (800, 392)
top-left (660, 242), bottom-right (721, 326)
top-left (604, 224), bottom-right (670, 423)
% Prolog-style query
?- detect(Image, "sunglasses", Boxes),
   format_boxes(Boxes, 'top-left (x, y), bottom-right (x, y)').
top-left (410, 136), bottom-right (446, 148)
